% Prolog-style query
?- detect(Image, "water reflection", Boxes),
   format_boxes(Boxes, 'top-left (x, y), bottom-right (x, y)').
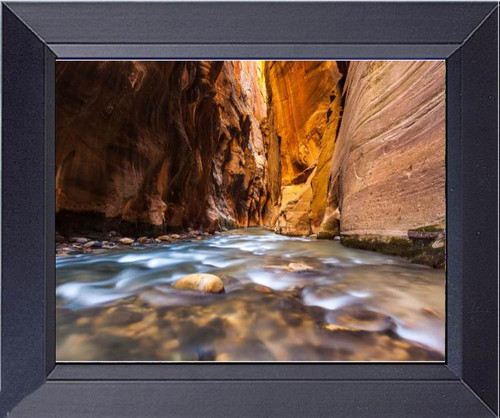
top-left (56, 228), bottom-right (445, 361)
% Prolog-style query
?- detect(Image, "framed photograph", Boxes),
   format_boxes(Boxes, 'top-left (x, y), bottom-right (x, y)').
top-left (1, 2), bottom-right (498, 416)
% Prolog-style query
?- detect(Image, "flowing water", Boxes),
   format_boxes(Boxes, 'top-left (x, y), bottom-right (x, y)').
top-left (56, 228), bottom-right (445, 362)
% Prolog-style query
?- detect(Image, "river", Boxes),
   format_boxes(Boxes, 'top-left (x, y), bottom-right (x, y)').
top-left (56, 228), bottom-right (445, 362)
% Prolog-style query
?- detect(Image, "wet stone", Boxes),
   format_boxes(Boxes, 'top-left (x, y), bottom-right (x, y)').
top-left (120, 237), bottom-right (135, 245)
top-left (157, 235), bottom-right (171, 242)
top-left (326, 307), bottom-right (394, 332)
top-left (70, 237), bottom-right (89, 244)
top-left (280, 311), bottom-right (303, 327)
top-left (100, 307), bottom-right (144, 327)
top-left (173, 274), bottom-right (225, 294)
top-left (84, 240), bottom-right (102, 249)
top-left (55, 228), bottom-right (445, 362)
top-left (254, 285), bottom-right (273, 294)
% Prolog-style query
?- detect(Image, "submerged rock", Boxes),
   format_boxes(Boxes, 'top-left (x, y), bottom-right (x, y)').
top-left (254, 285), bottom-right (273, 294)
top-left (263, 262), bottom-right (314, 272)
top-left (325, 308), bottom-right (394, 333)
top-left (173, 274), bottom-right (225, 294)
top-left (321, 324), bottom-right (361, 333)
top-left (287, 262), bottom-right (314, 272)
top-left (99, 306), bottom-right (144, 327)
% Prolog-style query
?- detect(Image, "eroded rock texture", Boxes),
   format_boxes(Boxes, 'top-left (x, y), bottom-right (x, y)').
top-left (56, 61), bottom-right (268, 235)
top-left (264, 61), bottom-right (345, 235)
top-left (319, 61), bottom-right (446, 238)
top-left (56, 60), bottom-right (445, 247)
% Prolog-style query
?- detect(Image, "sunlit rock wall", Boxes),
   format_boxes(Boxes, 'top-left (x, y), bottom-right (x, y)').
top-left (56, 61), bottom-right (268, 235)
top-left (212, 60), bottom-right (268, 229)
top-left (56, 60), bottom-right (445, 240)
top-left (264, 61), bottom-right (345, 235)
top-left (320, 61), bottom-right (446, 238)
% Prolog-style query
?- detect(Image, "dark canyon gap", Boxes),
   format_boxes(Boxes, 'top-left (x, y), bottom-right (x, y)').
top-left (56, 60), bottom-right (445, 253)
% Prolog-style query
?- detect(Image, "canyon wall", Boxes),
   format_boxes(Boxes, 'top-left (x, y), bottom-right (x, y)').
top-left (264, 61), bottom-right (346, 236)
top-left (319, 61), bottom-right (446, 238)
top-left (56, 61), bottom-right (268, 235)
top-left (56, 60), bottom-right (446, 249)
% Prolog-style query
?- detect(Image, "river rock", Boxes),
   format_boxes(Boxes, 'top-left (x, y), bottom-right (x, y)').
top-left (325, 308), bottom-right (394, 332)
top-left (84, 241), bottom-right (102, 249)
top-left (173, 274), bottom-right (225, 294)
top-left (263, 262), bottom-right (313, 272)
top-left (157, 235), bottom-right (171, 242)
top-left (56, 246), bottom-right (72, 256)
top-left (254, 285), bottom-right (273, 294)
top-left (431, 237), bottom-right (445, 249)
top-left (138, 236), bottom-right (149, 244)
top-left (70, 237), bottom-right (89, 244)
top-left (100, 306), bottom-right (144, 327)
top-left (321, 324), bottom-right (360, 333)
top-left (119, 237), bottom-right (135, 245)
top-left (287, 262), bottom-right (314, 272)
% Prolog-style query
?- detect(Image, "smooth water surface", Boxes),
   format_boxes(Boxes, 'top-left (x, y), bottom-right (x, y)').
top-left (56, 228), bottom-right (445, 361)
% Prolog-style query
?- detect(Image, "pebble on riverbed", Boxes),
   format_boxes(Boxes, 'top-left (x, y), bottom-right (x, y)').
top-left (70, 237), bottom-right (89, 244)
top-left (56, 229), bottom-right (214, 256)
top-left (83, 241), bottom-right (103, 249)
top-left (119, 237), bottom-right (135, 245)
top-left (321, 323), bottom-right (362, 333)
top-left (156, 235), bottom-right (172, 242)
top-left (254, 285), bottom-right (273, 294)
top-left (263, 262), bottom-right (314, 272)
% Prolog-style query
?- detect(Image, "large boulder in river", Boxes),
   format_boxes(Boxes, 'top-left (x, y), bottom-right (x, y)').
top-left (173, 274), bottom-right (225, 294)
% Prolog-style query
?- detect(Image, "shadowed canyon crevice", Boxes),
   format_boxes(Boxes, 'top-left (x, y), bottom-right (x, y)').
top-left (56, 60), bottom-right (445, 266)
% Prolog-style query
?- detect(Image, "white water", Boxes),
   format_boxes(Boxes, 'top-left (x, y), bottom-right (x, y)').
top-left (56, 228), bottom-right (446, 361)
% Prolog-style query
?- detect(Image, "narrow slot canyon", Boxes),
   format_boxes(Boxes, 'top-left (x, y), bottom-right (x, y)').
top-left (55, 60), bottom-right (446, 362)
top-left (56, 60), bottom-right (445, 260)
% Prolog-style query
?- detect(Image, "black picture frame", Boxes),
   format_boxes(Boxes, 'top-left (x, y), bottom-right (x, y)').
top-left (1, 2), bottom-right (498, 416)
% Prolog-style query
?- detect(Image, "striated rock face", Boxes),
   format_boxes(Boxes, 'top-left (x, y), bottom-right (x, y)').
top-left (211, 61), bottom-right (268, 229)
top-left (264, 61), bottom-right (345, 235)
top-left (319, 61), bottom-right (446, 238)
top-left (56, 60), bottom-right (446, 253)
top-left (56, 61), bottom-right (268, 235)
